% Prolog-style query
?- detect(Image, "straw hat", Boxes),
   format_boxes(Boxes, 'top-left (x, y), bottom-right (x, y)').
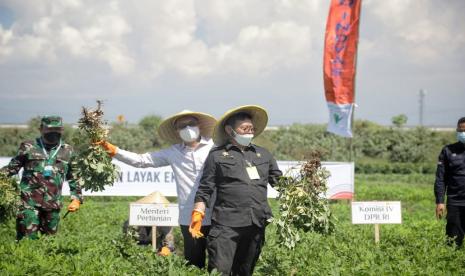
top-left (135, 191), bottom-right (170, 204)
top-left (157, 110), bottom-right (217, 144)
top-left (213, 105), bottom-right (268, 146)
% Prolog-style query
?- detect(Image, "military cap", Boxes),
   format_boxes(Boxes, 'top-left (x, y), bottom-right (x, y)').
top-left (40, 115), bottom-right (63, 129)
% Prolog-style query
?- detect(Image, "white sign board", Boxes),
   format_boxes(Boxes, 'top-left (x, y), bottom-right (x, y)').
top-left (0, 157), bottom-right (354, 199)
top-left (129, 203), bottom-right (179, 226)
top-left (351, 201), bottom-right (402, 224)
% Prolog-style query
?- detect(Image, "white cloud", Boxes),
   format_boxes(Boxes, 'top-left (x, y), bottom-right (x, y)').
top-left (363, 0), bottom-right (465, 63)
top-left (0, 0), bottom-right (317, 77)
top-left (0, 0), bottom-right (134, 74)
top-left (211, 21), bottom-right (311, 75)
top-left (0, 0), bottom-right (463, 126)
top-left (195, 0), bottom-right (324, 43)
top-left (1, 1), bottom-right (463, 72)
top-left (0, 26), bottom-right (14, 60)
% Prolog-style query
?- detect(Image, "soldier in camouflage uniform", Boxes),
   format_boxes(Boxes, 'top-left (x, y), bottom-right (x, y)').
top-left (1, 115), bottom-right (83, 240)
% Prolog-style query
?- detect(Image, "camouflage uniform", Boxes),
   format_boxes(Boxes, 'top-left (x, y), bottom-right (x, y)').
top-left (2, 116), bottom-right (82, 240)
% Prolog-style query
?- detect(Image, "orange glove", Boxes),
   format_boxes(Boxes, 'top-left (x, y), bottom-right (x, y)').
top-left (189, 210), bottom-right (205, 239)
top-left (158, 246), bottom-right (172, 256)
top-left (67, 199), bottom-right (80, 212)
top-left (95, 140), bottom-right (118, 157)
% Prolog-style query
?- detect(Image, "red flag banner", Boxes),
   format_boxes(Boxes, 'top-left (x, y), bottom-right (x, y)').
top-left (323, 0), bottom-right (362, 137)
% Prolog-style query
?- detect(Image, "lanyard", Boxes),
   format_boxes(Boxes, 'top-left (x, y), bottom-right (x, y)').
top-left (39, 138), bottom-right (62, 165)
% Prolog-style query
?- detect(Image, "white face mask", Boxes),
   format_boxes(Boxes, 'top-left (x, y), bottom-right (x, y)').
top-left (179, 126), bottom-right (200, 142)
top-left (232, 129), bottom-right (254, 146)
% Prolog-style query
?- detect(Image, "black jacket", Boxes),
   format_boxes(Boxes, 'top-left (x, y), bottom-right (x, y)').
top-left (194, 143), bottom-right (282, 228)
top-left (434, 142), bottom-right (465, 205)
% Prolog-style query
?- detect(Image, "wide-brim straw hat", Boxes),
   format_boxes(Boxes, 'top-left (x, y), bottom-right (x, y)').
top-left (157, 110), bottom-right (217, 144)
top-left (213, 105), bottom-right (268, 146)
top-left (135, 191), bottom-right (170, 204)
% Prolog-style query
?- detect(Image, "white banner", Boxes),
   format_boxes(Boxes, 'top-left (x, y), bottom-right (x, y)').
top-left (327, 102), bottom-right (354, 138)
top-left (0, 157), bottom-right (354, 199)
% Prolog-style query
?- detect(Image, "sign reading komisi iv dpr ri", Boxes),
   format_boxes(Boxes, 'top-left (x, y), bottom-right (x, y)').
top-left (129, 203), bottom-right (179, 226)
top-left (351, 201), bottom-right (402, 224)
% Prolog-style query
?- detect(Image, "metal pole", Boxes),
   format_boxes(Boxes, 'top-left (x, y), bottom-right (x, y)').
top-left (349, 136), bottom-right (353, 162)
top-left (348, 0), bottom-right (363, 162)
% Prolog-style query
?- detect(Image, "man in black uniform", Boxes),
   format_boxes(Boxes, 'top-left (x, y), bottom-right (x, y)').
top-left (189, 105), bottom-right (282, 275)
top-left (435, 117), bottom-right (465, 246)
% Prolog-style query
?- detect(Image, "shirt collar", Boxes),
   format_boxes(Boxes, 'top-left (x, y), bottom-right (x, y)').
top-left (456, 141), bottom-right (465, 149)
top-left (224, 142), bottom-right (256, 152)
top-left (181, 136), bottom-right (212, 149)
top-left (200, 136), bottom-right (213, 145)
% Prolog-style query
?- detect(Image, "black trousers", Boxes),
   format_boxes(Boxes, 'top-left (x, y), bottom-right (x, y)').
top-left (180, 225), bottom-right (210, 268)
top-left (446, 205), bottom-right (465, 247)
top-left (207, 224), bottom-right (265, 276)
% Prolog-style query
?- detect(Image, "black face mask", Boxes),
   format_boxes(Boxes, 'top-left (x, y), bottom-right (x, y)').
top-left (43, 132), bottom-right (62, 145)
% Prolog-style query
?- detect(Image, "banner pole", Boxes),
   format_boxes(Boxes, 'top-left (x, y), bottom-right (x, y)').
top-left (349, 0), bottom-right (363, 162)
top-left (349, 135), bottom-right (353, 162)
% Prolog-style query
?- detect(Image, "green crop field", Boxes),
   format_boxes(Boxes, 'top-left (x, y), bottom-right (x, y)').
top-left (1, 174), bottom-right (464, 275)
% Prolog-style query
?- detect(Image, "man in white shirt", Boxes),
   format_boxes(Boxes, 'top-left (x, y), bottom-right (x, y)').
top-left (98, 110), bottom-right (216, 268)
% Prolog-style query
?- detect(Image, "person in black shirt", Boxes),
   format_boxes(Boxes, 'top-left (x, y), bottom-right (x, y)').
top-left (435, 117), bottom-right (465, 246)
top-left (190, 105), bottom-right (282, 275)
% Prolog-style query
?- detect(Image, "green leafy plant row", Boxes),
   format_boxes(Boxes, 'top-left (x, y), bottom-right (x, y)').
top-left (355, 161), bottom-right (436, 174)
top-left (0, 171), bottom-right (18, 223)
top-left (2, 175), bottom-right (462, 275)
top-left (1, 119), bottom-right (455, 171)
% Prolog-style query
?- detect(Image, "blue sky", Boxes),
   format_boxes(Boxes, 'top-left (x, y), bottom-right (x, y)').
top-left (0, 0), bottom-right (463, 126)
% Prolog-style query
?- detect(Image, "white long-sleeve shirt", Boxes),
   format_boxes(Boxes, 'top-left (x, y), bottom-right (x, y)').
top-left (114, 136), bottom-right (214, 226)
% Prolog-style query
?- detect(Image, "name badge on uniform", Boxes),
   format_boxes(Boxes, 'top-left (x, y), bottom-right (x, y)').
top-left (43, 165), bottom-right (54, 177)
top-left (246, 166), bottom-right (260, 180)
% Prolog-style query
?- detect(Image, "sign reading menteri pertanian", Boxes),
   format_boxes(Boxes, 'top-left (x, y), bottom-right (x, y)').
top-left (351, 201), bottom-right (402, 224)
top-left (129, 203), bottom-right (179, 226)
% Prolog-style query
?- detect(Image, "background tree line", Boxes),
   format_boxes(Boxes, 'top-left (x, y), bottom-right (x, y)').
top-left (0, 115), bottom-right (455, 174)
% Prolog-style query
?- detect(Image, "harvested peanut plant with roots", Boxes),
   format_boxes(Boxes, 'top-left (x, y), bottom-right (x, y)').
top-left (73, 101), bottom-right (119, 192)
top-left (271, 151), bottom-right (335, 249)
